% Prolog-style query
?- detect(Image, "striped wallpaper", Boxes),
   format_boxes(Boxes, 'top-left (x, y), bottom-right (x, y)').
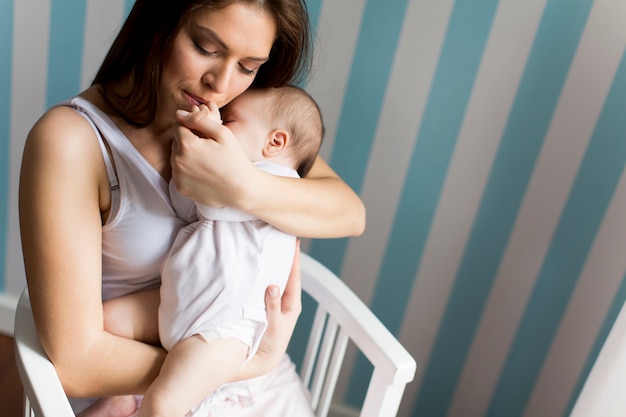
top-left (2, 1), bottom-right (626, 416)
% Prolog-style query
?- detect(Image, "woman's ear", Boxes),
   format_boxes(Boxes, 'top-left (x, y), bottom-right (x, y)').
top-left (263, 129), bottom-right (289, 157)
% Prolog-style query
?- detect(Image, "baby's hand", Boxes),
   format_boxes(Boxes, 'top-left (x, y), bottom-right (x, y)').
top-left (197, 102), bottom-right (222, 124)
top-left (176, 102), bottom-right (222, 125)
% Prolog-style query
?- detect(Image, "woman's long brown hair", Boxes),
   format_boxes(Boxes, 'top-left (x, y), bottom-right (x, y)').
top-left (92, 0), bottom-right (312, 127)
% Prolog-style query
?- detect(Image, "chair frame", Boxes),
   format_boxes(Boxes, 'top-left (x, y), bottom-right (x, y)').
top-left (14, 289), bottom-right (75, 417)
top-left (298, 254), bottom-right (416, 417)
top-left (14, 253), bottom-right (416, 417)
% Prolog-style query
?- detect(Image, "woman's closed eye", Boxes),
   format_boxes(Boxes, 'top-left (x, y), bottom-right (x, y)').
top-left (193, 40), bottom-right (257, 76)
top-left (238, 64), bottom-right (256, 76)
top-left (192, 40), bottom-right (217, 57)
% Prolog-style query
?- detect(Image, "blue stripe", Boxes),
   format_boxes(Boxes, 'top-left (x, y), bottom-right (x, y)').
top-left (308, 0), bottom-right (410, 275)
top-left (124, 0), bottom-right (135, 16)
top-left (411, 0), bottom-right (594, 415)
top-left (487, 45), bottom-right (626, 417)
top-left (0, 0), bottom-right (14, 291)
top-left (345, 0), bottom-right (502, 409)
top-left (287, 291), bottom-right (318, 374)
top-left (563, 270), bottom-right (626, 417)
top-left (46, 0), bottom-right (87, 108)
top-left (296, 0), bottom-right (322, 89)
top-left (305, 0), bottom-right (322, 38)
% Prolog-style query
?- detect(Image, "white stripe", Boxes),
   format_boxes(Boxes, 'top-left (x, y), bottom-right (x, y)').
top-left (306, 0), bottom-right (366, 163)
top-left (524, 164), bottom-right (626, 417)
top-left (6, 0), bottom-right (52, 296)
top-left (522, 6), bottom-right (626, 417)
top-left (81, 0), bottom-right (125, 89)
top-left (323, 0), bottom-right (455, 413)
top-left (451, 1), bottom-right (626, 415)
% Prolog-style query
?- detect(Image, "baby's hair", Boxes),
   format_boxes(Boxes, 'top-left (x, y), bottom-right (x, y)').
top-left (264, 85), bottom-right (324, 177)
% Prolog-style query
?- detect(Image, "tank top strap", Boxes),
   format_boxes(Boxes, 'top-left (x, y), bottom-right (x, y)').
top-left (70, 105), bottom-right (120, 192)
top-left (64, 97), bottom-right (169, 196)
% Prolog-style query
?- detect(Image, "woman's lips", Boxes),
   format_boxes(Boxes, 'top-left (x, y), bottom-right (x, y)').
top-left (184, 91), bottom-right (206, 107)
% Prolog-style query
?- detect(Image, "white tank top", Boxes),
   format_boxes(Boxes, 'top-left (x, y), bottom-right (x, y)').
top-left (64, 97), bottom-right (186, 300)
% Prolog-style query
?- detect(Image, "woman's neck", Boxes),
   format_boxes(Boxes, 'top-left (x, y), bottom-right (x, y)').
top-left (81, 85), bottom-right (175, 181)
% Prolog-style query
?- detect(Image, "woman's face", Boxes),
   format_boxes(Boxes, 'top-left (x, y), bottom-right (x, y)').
top-left (160, 2), bottom-right (276, 117)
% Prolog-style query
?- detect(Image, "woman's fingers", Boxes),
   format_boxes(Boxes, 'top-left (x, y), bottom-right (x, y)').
top-left (170, 105), bottom-right (257, 208)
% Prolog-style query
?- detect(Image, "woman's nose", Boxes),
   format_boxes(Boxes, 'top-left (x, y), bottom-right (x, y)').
top-left (203, 60), bottom-right (233, 95)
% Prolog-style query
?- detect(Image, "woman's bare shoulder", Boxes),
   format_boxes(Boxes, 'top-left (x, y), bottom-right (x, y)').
top-left (30, 104), bottom-right (94, 139)
top-left (25, 104), bottom-right (102, 163)
top-left (20, 104), bottom-right (112, 202)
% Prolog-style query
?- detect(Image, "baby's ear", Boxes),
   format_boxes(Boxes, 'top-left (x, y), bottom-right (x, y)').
top-left (263, 129), bottom-right (289, 157)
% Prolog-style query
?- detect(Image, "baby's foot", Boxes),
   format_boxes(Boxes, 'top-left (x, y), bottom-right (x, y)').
top-left (77, 395), bottom-right (138, 417)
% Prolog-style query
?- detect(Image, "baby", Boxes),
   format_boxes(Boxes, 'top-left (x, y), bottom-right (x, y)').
top-left (105, 85), bottom-right (323, 417)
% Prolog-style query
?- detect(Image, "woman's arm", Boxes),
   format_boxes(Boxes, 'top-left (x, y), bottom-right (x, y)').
top-left (246, 156), bottom-right (365, 238)
top-left (171, 110), bottom-right (365, 238)
top-left (100, 282), bottom-right (297, 383)
top-left (20, 107), bottom-right (314, 396)
top-left (19, 107), bottom-right (165, 397)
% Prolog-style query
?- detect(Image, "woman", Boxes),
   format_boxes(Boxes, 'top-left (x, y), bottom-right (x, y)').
top-left (19, 0), bottom-right (365, 416)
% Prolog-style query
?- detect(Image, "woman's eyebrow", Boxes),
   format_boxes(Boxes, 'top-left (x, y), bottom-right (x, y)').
top-left (197, 26), bottom-right (269, 63)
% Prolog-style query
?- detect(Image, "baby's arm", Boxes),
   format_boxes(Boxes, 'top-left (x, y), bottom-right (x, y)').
top-left (102, 289), bottom-right (160, 345)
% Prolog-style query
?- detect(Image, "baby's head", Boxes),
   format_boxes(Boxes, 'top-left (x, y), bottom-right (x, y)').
top-left (221, 85), bottom-right (324, 177)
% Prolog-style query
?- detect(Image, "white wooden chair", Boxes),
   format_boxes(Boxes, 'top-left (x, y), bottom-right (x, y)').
top-left (569, 300), bottom-right (626, 417)
top-left (14, 253), bottom-right (416, 417)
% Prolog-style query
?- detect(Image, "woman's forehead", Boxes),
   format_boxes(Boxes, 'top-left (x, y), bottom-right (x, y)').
top-left (189, 3), bottom-right (276, 54)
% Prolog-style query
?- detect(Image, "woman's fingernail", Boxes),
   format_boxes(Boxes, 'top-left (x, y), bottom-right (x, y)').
top-left (269, 287), bottom-right (279, 297)
top-left (176, 109), bottom-right (190, 118)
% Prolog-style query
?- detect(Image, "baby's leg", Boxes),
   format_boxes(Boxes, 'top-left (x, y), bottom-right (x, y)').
top-left (138, 335), bottom-right (248, 417)
top-left (103, 288), bottom-right (160, 345)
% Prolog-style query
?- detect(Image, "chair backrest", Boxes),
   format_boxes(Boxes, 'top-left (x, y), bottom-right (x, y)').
top-left (14, 253), bottom-right (416, 417)
top-left (298, 253), bottom-right (416, 417)
top-left (569, 300), bottom-right (626, 417)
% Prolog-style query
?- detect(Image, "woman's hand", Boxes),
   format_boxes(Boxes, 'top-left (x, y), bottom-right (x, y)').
top-left (170, 105), bottom-right (258, 208)
top-left (235, 241), bottom-right (303, 380)
top-left (172, 100), bottom-right (365, 239)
